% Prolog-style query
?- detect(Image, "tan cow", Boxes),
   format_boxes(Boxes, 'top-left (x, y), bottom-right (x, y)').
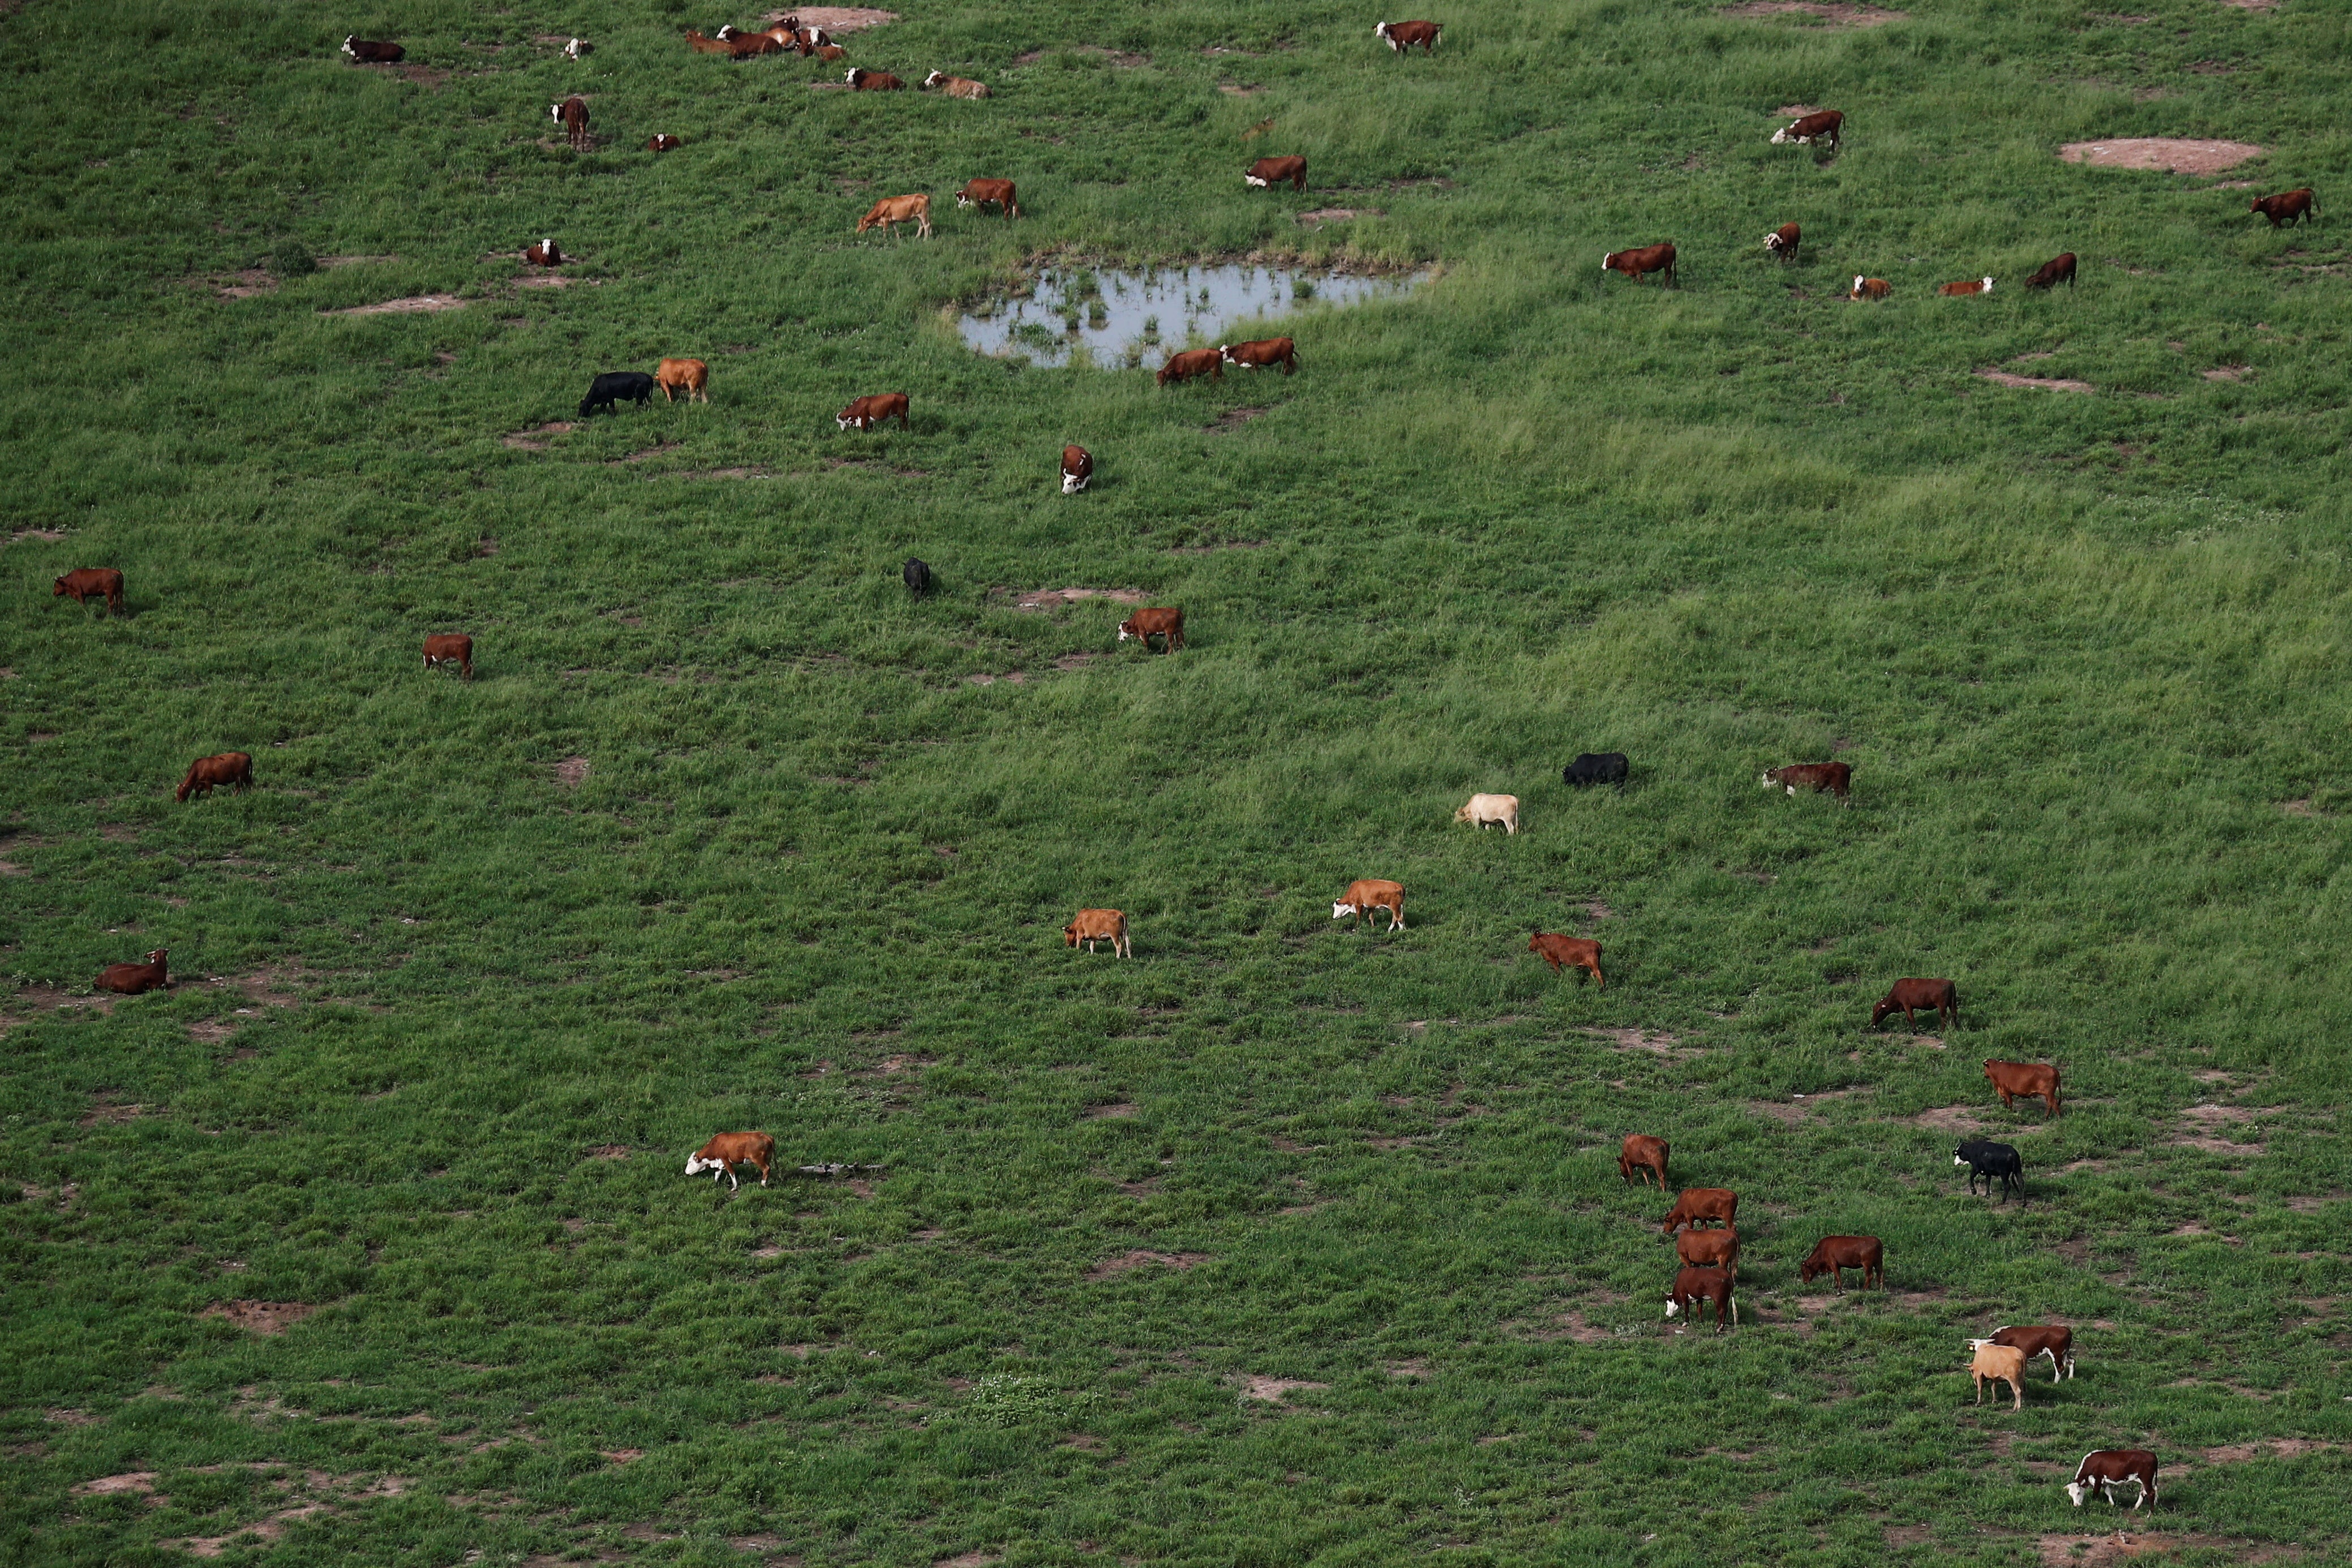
top-left (922, 70), bottom-right (990, 97)
top-left (1968, 1341), bottom-right (2028, 1410)
top-left (1334, 879), bottom-right (1405, 931)
top-left (1065, 908), bottom-right (1130, 957)
top-left (656, 358), bottom-right (710, 403)
top-left (1454, 793), bottom-right (1520, 834)
top-left (856, 194), bottom-right (932, 239)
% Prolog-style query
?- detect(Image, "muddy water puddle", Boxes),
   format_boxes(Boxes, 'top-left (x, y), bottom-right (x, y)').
top-left (958, 264), bottom-right (1423, 368)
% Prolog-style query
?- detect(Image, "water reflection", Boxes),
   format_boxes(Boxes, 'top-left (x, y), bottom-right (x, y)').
top-left (958, 265), bottom-right (1423, 368)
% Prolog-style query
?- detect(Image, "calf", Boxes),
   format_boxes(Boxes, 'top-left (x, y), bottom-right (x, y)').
top-left (1529, 931), bottom-right (1603, 986)
top-left (1619, 1133), bottom-right (1669, 1189)
top-left (2067, 1450), bottom-right (2158, 1511)
top-left (1984, 1059), bottom-right (2061, 1118)
top-left (1771, 109), bottom-right (1843, 149)
top-left (2024, 252), bottom-right (2076, 290)
top-left (685, 1130), bottom-right (776, 1191)
top-left (956, 178), bottom-right (1019, 219)
top-left (1968, 1341), bottom-right (2028, 1410)
top-left (1938, 276), bottom-right (1994, 297)
top-left (2250, 188), bottom-right (2315, 228)
top-left (1454, 793), bottom-right (1520, 834)
top-left (54, 568), bottom-right (125, 616)
top-left (564, 36), bottom-right (592, 58)
top-left (1676, 1225), bottom-right (1739, 1279)
top-left (1872, 977), bottom-right (1956, 1031)
top-left (1157, 349), bottom-right (1223, 385)
top-left (1799, 1235), bottom-right (1883, 1291)
top-left (656, 358), bottom-right (710, 403)
top-left (845, 66), bottom-right (905, 89)
top-left (1664, 1265), bottom-right (1737, 1333)
top-left (93, 949), bottom-right (169, 995)
top-left (903, 558), bottom-right (934, 595)
top-left (1061, 445), bottom-right (1093, 494)
top-left (836, 392), bottom-right (911, 431)
top-left (1850, 275), bottom-right (1891, 300)
top-left (422, 633), bottom-right (474, 680)
top-left (1117, 607), bottom-right (1184, 651)
top-left (684, 28), bottom-right (732, 53)
top-left (1761, 761), bottom-right (1850, 801)
top-left (1763, 221), bottom-right (1800, 261)
top-left (922, 70), bottom-right (990, 97)
top-left (1220, 337), bottom-right (1298, 374)
top-left (1660, 1188), bottom-right (1736, 1234)
top-left (1374, 19), bottom-right (1441, 53)
top-left (523, 238), bottom-right (564, 266)
top-left (1245, 155), bottom-right (1308, 191)
top-left (1333, 878), bottom-right (1405, 932)
top-left (1602, 243), bottom-right (1676, 286)
top-left (342, 36), bottom-right (404, 62)
top-left (856, 194), bottom-right (932, 239)
top-left (813, 42), bottom-right (847, 60)
top-left (1064, 908), bottom-right (1131, 957)
top-left (647, 133), bottom-right (683, 151)
top-left (1990, 1324), bottom-right (2075, 1381)
top-left (177, 752), bottom-right (253, 802)
top-left (1955, 1139), bottom-right (2023, 1201)
top-left (580, 371), bottom-right (657, 418)
top-left (551, 96), bottom-right (591, 151)
top-left (1563, 751), bottom-right (1628, 789)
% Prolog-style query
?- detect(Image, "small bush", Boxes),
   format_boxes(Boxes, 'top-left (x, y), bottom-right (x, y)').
top-left (268, 238), bottom-right (316, 277)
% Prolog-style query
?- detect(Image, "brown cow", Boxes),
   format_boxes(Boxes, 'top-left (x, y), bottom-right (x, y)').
top-left (1602, 243), bottom-right (1676, 286)
top-left (845, 66), bottom-right (904, 89)
top-left (1762, 221), bottom-right (1800, 261)
top-left (423, 634), bottom-right (473, 680)
top-left (93, 949), bottom-right (169, 995)
top-left (813, 42), bottom-right (847, 60)
top-left (685, 1131), bottom-right (776, 1191)
top-left (342, 36), bottom-right (404, 62)
top-left (956, 178), bottom-right (1019, 219)
top-left (1246, 155), bottom-right (1307, 191)
top-left (1220, 337), bottom-right (1298, 375)
top-left (856, 194), bottom-right (932, 239)
top-left (2067, 1450), bottom-right (2158, 1510)
top-left (1872, 977), bottom-right (1956, 1031)
top-left (1761, 762), bottom-right (1850, 801)
top-left (1799, 1235), bottom-right (1883, 1291)
top-left (177, 752), bottom-right (253, 802)
top-left (922, 70), bottom-right (990, 98)
top-left (722, 28), bottom-right (784, 56)
top-left (1771, 109), bottom-right (1843, 149)
top-left (1990, 1324), bottom-right (2075, 1381)
top-left (1528, 931), bottom-right (1603, 987)
top-left (656, 358), bottom-right (710, 403)
top-left (2250, 188), bottom-right (2315, 228)
top-left (1157, 349), bottom-right (1223, 386)
top-left (684, 28), bottom-right (731, 53)
top-left (1619, 1133), bottom-right (1669, 1189)
top-left (1333, 879), bottom-right (1405, 931)
top-left (1676, 1225), bottom-right (1740, 1279)
top-left (54, 568), bottom-right (125, 616)
top-left (551, 96), bottom-right (590, 150)
top-left (1064, 908), bottom-right (1131, 957)
top-left (1373, 19), bottom-right (1441, 53)
top-left (522, 238), bottom-right (564, 267)
top-left (1061, 444), bottom-right (1092, 494)
top-left (1938, 276), bottom-right (1994, 296)
top-left (836, 393), bottom-right (910, 431)
top-left (647, 133), bottom-right (683, 151)
top-left (1660, 1188), bottom-right (1736, 1234)
top-left (1850, 275), bottom-right (1891, 300)
top-left (1665, 1265), bottom-right (1737, 1332)
top-left (1117, 607), bottom-right (1183, 652)
top-left (1984, 1059), bottom-right (2061, 1118)
top-left (2024, 252), bottom-right (2076, 290)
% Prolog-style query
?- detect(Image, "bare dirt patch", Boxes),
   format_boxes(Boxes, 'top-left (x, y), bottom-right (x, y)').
top-left (2216, 0), bottom-right (2276, 9)
top-left (1911, 1105), bottom-right (1984, 1132)
top-left (1241, 1375), bottom-right (1328, 1402)
top-left (552, 757), bottom-right (590, 788)
top-left (503, 421), bottom-right (572, 450)
top-left (1208, 406), bottom-right (1273, 432)
top-left (1584, 1026), bottom-right (1689, 1055)
top-left (1086, 1249), bottom-right (1207, 1281)
top-left (999, 587), bottom-right (1150, 611)
top-left (2035, 1532), bottom-right (2302, 1566)
top-left (585, 1143), bottom-right (629, 1159)
top-left (204, 1301), bottom-right (317, 1335)
top-left (2058, 139), bottom-right (2266, 174)
top-left (323, 294), bottom-right (470, 316)
top-left (1011, 45), bottom-right (1148, 66)
top-left (2203, 364), bottom-right (2252, 381)
top-left (1775, 103), bottom-right (1829, 117)
top-left (211, 268), bottom-right (276, 299)
top-left (1720, 1), bottom-right (1907, 23)
top-left (389, 63), bottom-right (450, 87)
top-left (681, 466), bottom-right (772, 479)
top-left (1298, 207), bottom-right (1381, 225)
top-left (73, 1472), bottom-right (161, 1497)
top-left (2204, 1439), bottom-right (2332, 1463)
top-left (1086, 1102), bottom-right (1140, 1119)
top-left (769, 6), bottom-right (899, 29)
top-left (1978, 370), bottom-right (2095, 392)
top-left (1218, 82), bottom-right (1267, 96)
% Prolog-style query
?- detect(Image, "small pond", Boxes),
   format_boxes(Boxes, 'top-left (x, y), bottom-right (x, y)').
top-left (957, 264), bottom-right (1424, 368)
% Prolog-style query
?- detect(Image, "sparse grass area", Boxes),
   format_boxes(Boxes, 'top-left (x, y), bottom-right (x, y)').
top-left (4, 0), bottom-right (2351, 1563)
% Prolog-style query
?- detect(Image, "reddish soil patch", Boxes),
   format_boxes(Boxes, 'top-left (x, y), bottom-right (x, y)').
top-left (72, 1472), bottom-right (160, 1496)
top-left (1086, 1102), bottom-right (1140, 1119)
top-left (1086, 1249), bottom-right (1207, 1281)
top-left (552, 757), bottom-right (590, 788)
top-left (389, 63), bottom-right (451, 87)
top-left (1584, 1026), bottom-right (1689, 1055)
top-left (323, 294), bottom-right (469, 316)
top-left (2058, 139), bottom-right (2266, 174)
top-left (2036, 1533), bottom-right (2302, 1566)
top-left (1720, 1), bottom-right (1907, 23)
top-left (766, 5), bottom-right (898, 29)
top-left (204, 1301), bottom-right (317, 1335)
top-left (1978, 370), bottom-right (2094, 392)
top-left (601, 1448), bottom-right (644, 1463)
top-left (1298, 207), bottom-right (1381, 225)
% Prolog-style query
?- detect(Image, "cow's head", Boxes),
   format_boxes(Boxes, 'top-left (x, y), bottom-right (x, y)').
top-left (1770, 126), bottom-right (1791, 144)
top-left (845, 66), bottom-right (861, 83)
top-left (550, 102), bottom-right (563, 121)
top-left (342, 36), bottom-right (357, 53)
top-left (835, 409), bottom-right (859, 430)
top-left (1799, 1257), bottom-right (1823, 1283)
top-left (685, 1154), bottom-right (717, 1176)
top-left (922, 70), bottom-right (944, 88)
top-left (716, 23), bottom-right (740, 37)
top-left (1979, 277), bottom-right (1994, 293)
top-left (1063, 924), bottom-right (1079, 947)
top-left (1117, 620), bottom-right (1136, 641)
top-left (1664, 1294), bottom-right (1681, 1318)
top-left (146, 950), bottom-right (169, 965)
top-left (1062, 472), bottom-right (1083, 495)
top-left (1332, 900), bottom-right (1359, 920)
top-left (2064, 1482), bottom-right (2090, 1506)
top-left (1758, 770), bottom-right (1780, 788)
top-left (1244, 173), bottom-right (1267, 187)
top-left (1869, 997), bottom-right (1894, 1025)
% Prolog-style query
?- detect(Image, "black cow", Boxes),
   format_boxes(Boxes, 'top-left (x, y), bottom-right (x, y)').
top-left (578, 371), bottom-right (657, 419)
top-left (1956, 1139), bottom-right (2024, 1202)
top-left (904, 558), bottom-right (934, 596)
top-left (1564, 752), bottom-right (1630, 789)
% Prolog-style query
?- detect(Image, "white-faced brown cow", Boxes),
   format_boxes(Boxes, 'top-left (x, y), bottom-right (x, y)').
top-left (1061, 445), bottom-right (1093, 494)
top-left (1603, 243), bottom-right (1676, 287)
top-left (1374, 19), bottom-right (1441, 53)
top-left (1772, 110), bottom-right (1843, 149)
top-left (1118, 607), bottom-right (1184, 651)
top-left (1763, 221), bottom-right (1800, 261)
top-left (1990, 1324), bottom-right (2076, 1381)
top-left (523, 237), bottom-right (564, 267)
top-left (836, 393), bottom-right (911, 431)
top-left (686, 1131), bottom-right (775, 1191)
top-left (1246, 155), bottom-right (1307, 191)
top-left (2067, 1450), bottom-right (2158, 1511)
top-left (422, 634), bottom-right (474, 680)
top-left (856, 194), bottom-right (932, 239)
top-left (1851, 275), bottom-right (1891, 300)
top-left (1333, 879), bottom-right (1405, 931)
top-left (343, 36), bottom-right (404, 61)
top-left (956, 178), bottom-right (1019, 219)
top-left (1938, 276), bottom-right (1994, 297)
top-left (845, 66), bottom-right (904, 89)
top-left (1220, 337), bottom-right (1298, 374)
top-left (551, 96), bottom-right (590, 150)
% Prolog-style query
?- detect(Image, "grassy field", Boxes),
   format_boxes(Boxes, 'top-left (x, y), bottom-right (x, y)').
top-left (5, 0), bottom-right (2352, 1560)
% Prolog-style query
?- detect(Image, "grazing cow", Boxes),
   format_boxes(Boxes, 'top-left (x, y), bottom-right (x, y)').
top-left (1676, 1225), bottom-right (1740, 1279)
top-left (685, 1130), bottom-right (776, 1191)
top-left (1619, 1133), bottom-right (1669, 1189)
top-left (2250, 188), bottom-right (2316, 228)
top-left (1799, 1235), bottom-right (1885, 1291)
top-left (684, 28), bottom-right (731, 53)
top-left (2024, 252), bottom-right (2076, 290)
top-left (846, 66), bottom-right (905, 89)
top-left (1968, 1341), bottom-right (2028, 1410)
top-left (1664, 1265), bottom-right (1738, 1332)
top-left (1761, 762), bottom-right (1850, 801)
top-left (1454, 793), bottom-right (1520, 834)
top-left (1157, 349), bottom-right (1224, 386)
top-left (1660, 1188), bottom-right (1736, 1234)
top-left (656, 358), bottom-right (710, 403)
top-left (522, 238), bottom-right (564, 267)
top-left (1529, 932), bottom-right (1603, 986)
top-left (1771, 110), bottom-right (1843, 149)
top-left (1872, 977), bottom-right (1957, 1031)
top-left (1245, 155), bottom-right (1308, 191)
top-left (1220, 337), bottom-right (1299, 374)
top-left (1563, 751), bottom-right (1629, 789)
top-left (956, 178), bottom-right (1019, 219)
top-left (1333, 879), bottom-right (1406, 931)
top-left (1061, 444), bottom-right (1093, 494)
top-left (647, 133), bottom-right (683, 151)
top-left (1938, 276), bottom-right (1994, 297)
top-left (922, 70), bottom-right (991, 97)
top-left (856, 194), bottom-right (932, 239)
top-left (564, 36), bottom-right (593, 57)
top-left (177, 752), bottom-right (253, 802)
top-left (2067, 1450), bottom-right (2159, 1511)
top-left (579, 371), bottom-right (657, 418)
top-left (551, 96), bottom-right (591, 150)
top-left (1117, 607), bottom-right (1184, 652)
top-left (1763, 221), bottom-right (1801, 261)
top-left (1374, 19), bottom-right (1441, 53)
top-left (1850, 275), bottom-right (1891, 300)
top-left (1065, 908), bottom-right (1131, 957)
top-left (1602, 243), bottom-right (1676, 286)
top-left (1955, 1139), bottom-right (2024, 1202)
top-left (93, 949), bottom-right (169, 995)
top-left (1984, 1059), bottom-right (2061, 1118)
top-left (1990, 1324), bottom-right (2076, 1381)
top-left (422, 633), bottom-right (474, 680)
top-left (836, 392), bottom-right (911, 431)
top-left (903, 557), bottom-right (934, 595)
top-left (342, 36), bottom-right (404, 62)
top-left (53, 568), bottom-right (125, 616)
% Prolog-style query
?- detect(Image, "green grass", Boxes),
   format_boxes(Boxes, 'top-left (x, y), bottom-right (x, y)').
top-left (5, 0), bottom-right (2352, 1561)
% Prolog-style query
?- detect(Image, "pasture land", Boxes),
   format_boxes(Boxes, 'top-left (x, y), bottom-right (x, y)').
top-left (4, 0), bottom-right (2351, 1562)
